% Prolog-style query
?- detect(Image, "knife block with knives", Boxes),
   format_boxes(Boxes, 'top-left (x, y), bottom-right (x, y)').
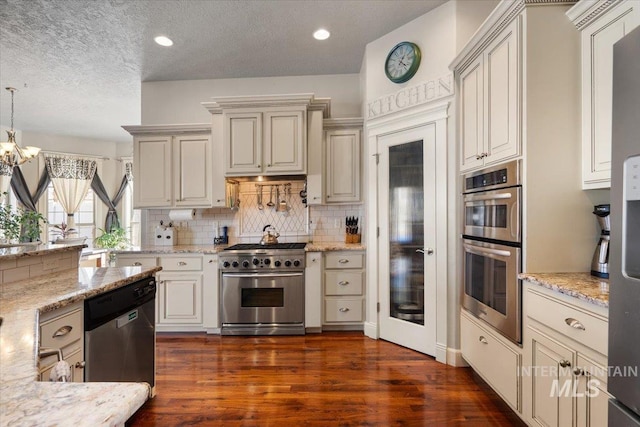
top-left (345, 216), bottom-right (361, 243)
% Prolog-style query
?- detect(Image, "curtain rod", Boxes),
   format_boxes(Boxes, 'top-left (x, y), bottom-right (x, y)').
top-left (41, 150), bottom-right (110, 161)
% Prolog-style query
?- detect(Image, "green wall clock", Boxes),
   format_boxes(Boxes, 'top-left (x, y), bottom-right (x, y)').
top-left (384, 41), bottom-right (421, 84)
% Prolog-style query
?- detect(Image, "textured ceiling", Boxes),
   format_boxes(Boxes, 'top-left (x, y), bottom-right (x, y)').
top-left (0, 0), bottom-right (447, 143)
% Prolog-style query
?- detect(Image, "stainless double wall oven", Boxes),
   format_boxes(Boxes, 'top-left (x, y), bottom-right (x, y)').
top-left (462, 160), bottom-right (522, 344)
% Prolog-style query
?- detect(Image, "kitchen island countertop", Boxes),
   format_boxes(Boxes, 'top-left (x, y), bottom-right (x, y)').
top-left (0, 265), bottom-right (162, 426)
top-left (518, 272), bottom-right (609, 308)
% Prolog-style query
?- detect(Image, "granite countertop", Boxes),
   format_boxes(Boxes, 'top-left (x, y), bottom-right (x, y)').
top-left (113, 242), bottom-right (367, 254)
top-left (518, 272), bottom-right (609, 308)
top-left (0, 265), bottom-right (162, 426)
top-left (0, 243), bottom-right (87, 261)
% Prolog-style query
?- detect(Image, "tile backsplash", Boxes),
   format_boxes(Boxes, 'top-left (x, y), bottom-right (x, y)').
top-left (144, 181), bottom-right (365, 246)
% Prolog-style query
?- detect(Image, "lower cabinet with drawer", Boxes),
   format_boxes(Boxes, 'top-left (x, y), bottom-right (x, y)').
top-left (38, 301), bottom-right (85, 382)
top-left (522, 282), bottom-right (609, 427)
top-left (460, 309), bottom-right (522, 413)
top-left (322, 251), bottom-right (365, 330)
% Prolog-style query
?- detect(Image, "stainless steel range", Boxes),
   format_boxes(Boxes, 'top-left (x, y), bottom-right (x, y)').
top-left (219, 243), bottom-right (306, 335)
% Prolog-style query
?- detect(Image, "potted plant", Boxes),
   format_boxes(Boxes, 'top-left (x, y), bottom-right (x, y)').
top-left (50, 222), bottom-right (84, 243)
top-left (18, 209), bottom-right (47, 243)
top-left (94, 227), bottom-right (131, 265)
top-left (0, 194), bottom-right (21, 244)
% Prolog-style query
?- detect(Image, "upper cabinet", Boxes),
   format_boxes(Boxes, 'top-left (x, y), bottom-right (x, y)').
top-left (456, 18), bottom-right (520, 172)
top-left (204, 94), bottom-right (330, 177)
top-left (567, 0), bottom-right (640, 189)
top-left (124, 124), bottom-right (221, 209)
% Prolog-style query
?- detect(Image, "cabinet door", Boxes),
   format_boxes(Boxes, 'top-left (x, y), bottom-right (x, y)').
top-left (174, 134), bottom-right (212, 207)
top-left (529, 328), bottom-right (574, 427)
top-left (306, 110), bottom-right (324, 205)
top-left (224, 112), bottom-right (262, 175)
top-left (325, 129), bottom-right (361, 203)
top-left (133, 136), bottom-right (172, 208)
top-left (459, 57), bottom-right (485, 172)
top-left (211, 114), bottom-right (227, 207)
top-left (157, 273), bottom-right (203, 324)
top-left (264, 110), bottom-right (306, 174)
top-left (582, 2), bottom-right (640, 189)
top-left (575, 354), bottom-right (609, 427)
top-left (484, 19), bottom-right (520, 166)
top-left (67, 349), bottom-right (84, 383)
top-left (201, 254), bottom-right (219, 329)
top-left (305, 252), bottom-right (322, 329)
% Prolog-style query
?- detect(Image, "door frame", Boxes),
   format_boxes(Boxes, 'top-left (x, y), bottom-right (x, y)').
top-left (365, 100), bottom-right (450, 364)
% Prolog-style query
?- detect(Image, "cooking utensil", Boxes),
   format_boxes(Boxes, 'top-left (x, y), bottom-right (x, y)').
top-left (257, 185), bottom-right (264, 210)
top-left (267, 185), bottom-right (275, 207)
top-left (259, 224), bottom-right (280, 245)
top-left (277, 186), bottom-right (288, 213)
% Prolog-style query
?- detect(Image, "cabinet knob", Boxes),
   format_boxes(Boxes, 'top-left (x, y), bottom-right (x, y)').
top-left (313, 197), bottom-right (320, 200)
top-left (267, 164), bottom-right (271, 167)
top-left (338, 281), bottom-right (349, 286)
top-left (338, 307), bottom-right (350, 312)
top-left (178, 261), bottom-right (187, 266)
top-left (53, 325), bottom-right (73, 338)
top-left (478, 336), bottom-right (488, 344)
top-left (209, 259), bottom-right (215, 263)
top-left (564, 317), bottom-right (585, 330)
top-left (257, 165), bottom-right (261, 168)
top-left (573, 367), bottom-right (584, 376)
top-left (559, 360), bottom-right (571, 368)
top-left (338, 259), bottom-right (349, 264)
top-left (133, 262), bottom-right (142, 266)
top-left (476, 154), bottom-right (483, 160)
top-left (75, 361), bottom-right (86, 369)
top-left (216, 199), bottom-right (223, 203)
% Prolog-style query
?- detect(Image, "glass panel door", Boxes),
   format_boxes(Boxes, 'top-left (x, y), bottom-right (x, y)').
top-left (389, 140), bottom-right (425, 325)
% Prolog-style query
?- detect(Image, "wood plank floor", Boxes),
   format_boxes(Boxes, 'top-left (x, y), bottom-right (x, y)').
top-left (127, 332), bottom-right (526, 426)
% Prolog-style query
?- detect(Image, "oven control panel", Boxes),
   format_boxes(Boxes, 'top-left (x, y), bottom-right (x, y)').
top-left (220, 254), bottom-right (305, 271)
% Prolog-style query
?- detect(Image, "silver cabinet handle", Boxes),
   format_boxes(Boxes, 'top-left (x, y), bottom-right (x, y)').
top-left (53, 325), bottom-right (72, 338)
top-left (559, 360), bottom-right (571, 368)
top-left (565, 318), bottom-right (585, 330)
top-left (313, 197), bottom-right (320, 200)
top-left (479, 336), bottom-right (488, 344)
top-left (133, 262), bottom-right (142, 266)
top-left (416, 248), bottom-right (434, 255)
top-left (476, 154), bottom-right (482, 160)
top-left (338, 259), bottom-right (349, 264)
top-left (339, 307), bottom-right (350, 312)
top-left (573, 367), bottom-right (584, 376)
top-left (178, 261), bottom-right (187, 266)
top-left (75, 361), bottom-right (86, 369)
top-left (338, 281), bottom-right (349, 286)
top-left (209, 259), bottom-right (215, 263)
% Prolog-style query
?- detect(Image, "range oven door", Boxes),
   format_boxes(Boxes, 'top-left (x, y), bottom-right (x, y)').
top-left (463, 186), bottom-right (520, 242)
top-left (462, 238), bottom-right (521, 343)
top-left (220, 272), bottom-right (304, 325)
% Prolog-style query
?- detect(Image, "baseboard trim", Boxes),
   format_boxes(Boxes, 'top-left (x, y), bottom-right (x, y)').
top-left (447, 348), bottom-right (469, 367)
top-left (364, 321), bottom-right (378, 339)
top-left (435, 343), bottom-right (447, 364)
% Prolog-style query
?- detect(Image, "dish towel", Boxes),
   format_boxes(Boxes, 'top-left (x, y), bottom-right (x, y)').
top-left (49, 360), bottom-right (71, 382)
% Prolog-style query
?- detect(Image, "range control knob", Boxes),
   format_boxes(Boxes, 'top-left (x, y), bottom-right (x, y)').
top-left (264, 258), bottom-right (271, 265)
top-left (284, 260), bottom-right (292, 267)
top-left (222, 261), bottom-right (231, 268)
top-left (242, 260), bottom-right (250, 268)
top-left (232, 261), bottom-right (239, 268)
top-left (293, 259), bottom-right (301, 267)
top-left (253, 258), bottom-right (260, 266)
top-left (274, 260), bottom-right (281, 267)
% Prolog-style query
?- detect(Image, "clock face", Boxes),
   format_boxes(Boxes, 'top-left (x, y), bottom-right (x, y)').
top-left (385, 42), bottom-right (421, 84)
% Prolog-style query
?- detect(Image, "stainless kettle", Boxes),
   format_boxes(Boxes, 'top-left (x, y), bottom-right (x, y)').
top-left (260, 224), bottom-right (280, 245)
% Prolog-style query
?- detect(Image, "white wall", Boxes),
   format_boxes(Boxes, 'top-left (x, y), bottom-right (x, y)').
top-left (454, 0), bottom-right (500, 54)
top-left (141, 74), bottom-right (362, 125)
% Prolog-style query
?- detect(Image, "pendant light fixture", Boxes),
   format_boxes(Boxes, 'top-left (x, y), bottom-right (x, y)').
top-left (1, 87), bottom-right (41, 167)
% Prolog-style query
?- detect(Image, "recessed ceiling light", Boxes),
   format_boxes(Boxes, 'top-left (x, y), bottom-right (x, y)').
top-left (313, 29), bottom-right (330, 41)
top-left (154, 36), bottom-right (173, 47)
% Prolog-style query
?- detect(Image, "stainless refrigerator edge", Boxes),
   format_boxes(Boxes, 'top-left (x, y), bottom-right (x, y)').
top-left (608, 25), bottom-right (640, 427)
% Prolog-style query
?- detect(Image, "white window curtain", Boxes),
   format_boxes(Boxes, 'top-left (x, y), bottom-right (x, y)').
top-left (0, 163), bottom-right (12, 194)
top-left (45, 156), bottom-right (97, 228)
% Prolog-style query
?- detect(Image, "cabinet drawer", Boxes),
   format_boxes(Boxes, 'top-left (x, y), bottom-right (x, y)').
top-left (116, 256), bottom-right (157, 268)
top-left (159, 256), bottom-right (203, 271)
top-left (325, 253), bottom-right (363, 269)
top-left (526, 289), bottom-right (608, 356)
top-left (40, 308), bottom-right (83, 350)
top-left (324, 298), bottom-right (363, 323)
top-left (325, 271), bottom-right (364, 296)
top-left (461, 311), bottom-right (520, 410)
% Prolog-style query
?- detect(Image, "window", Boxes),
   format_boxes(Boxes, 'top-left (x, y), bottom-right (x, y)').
top-left (121, 160), bottom-right (140, 246)
top-left (46, 183), bottom-right (96, 245)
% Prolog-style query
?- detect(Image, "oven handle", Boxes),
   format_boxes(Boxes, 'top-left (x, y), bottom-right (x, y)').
top-left (222, 272), bottom-right (304, 278)
top-left (464, 192), bottom-right (513, 202)
top-left (463, 242), bottom-right (512, 258)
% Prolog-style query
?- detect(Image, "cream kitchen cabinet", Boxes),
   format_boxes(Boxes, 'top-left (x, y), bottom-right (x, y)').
top-left (460, 309), bottom-right (522, 414)
top-left (156, 255), bottom-right (203, 330)
top-left (522, 282), bottom-right (609, 427)
top-left (567, 0), bottom-right (640, 189)
top-left (38, 302), bottom-right (84, 382)
top-left (307, 118), bottom-right (363, 205)
top-left (305, 252), bottom-right (322, 332)
top-left (322, 251), bottom-right (365, 329)
top-left (123, 124), bottom-right (222, 209)
top-left (223, 108), bottom-right (306, 176)
top-left (456, 18), bottom-right (519, 172)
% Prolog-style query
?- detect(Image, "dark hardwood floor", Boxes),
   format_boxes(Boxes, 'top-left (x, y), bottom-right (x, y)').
top-left (127, 332), bottom-right (525, 426)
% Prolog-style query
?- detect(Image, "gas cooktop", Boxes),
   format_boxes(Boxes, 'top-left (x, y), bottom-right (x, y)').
top-left (224, 243), bottom-right (307, 251)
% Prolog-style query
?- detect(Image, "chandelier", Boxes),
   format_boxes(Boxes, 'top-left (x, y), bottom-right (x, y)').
top-left (1, 87), bottom-right (41, 167)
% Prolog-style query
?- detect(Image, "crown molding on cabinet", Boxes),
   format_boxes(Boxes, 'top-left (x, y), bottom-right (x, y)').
top-left (449, 0), bottom-right (577, 72)
top-left (121, 123), bottom-right (212, 136)
top-left (202, 94), bottom-right (331, 118)
top-left (566, 0), bottom-right (622, 29)
top-left (323, 117), bottom-right (364, 130)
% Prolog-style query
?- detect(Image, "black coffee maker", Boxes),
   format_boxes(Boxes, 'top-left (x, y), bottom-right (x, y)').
top-left (590, 204), bottom-right (610, 278)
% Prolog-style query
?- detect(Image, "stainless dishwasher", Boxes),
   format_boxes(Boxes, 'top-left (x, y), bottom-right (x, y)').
top-left (84, 277), bottom-right (156, 390)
